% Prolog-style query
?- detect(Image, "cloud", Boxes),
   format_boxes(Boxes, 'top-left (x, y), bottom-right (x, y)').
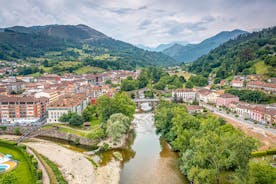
top-left (0, 0), bottom-right (275, 46)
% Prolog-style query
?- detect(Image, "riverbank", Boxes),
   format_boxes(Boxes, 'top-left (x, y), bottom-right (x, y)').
top-left (0, 135), bottom-right (122, 184)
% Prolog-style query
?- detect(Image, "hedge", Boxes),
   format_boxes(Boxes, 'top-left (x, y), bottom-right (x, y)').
top-left (251, 148), bottom-right (276, 157)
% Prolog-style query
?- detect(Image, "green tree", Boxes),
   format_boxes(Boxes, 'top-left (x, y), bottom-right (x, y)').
top-left (106, 113), bottom-right (131, 143)
top-left (185, 81), bottom-right (194, 88)
top-left (82, 105), bottom-right (97, 122)
top-left (0, 172), bottom-right (18, 184)
top-left (248, 161), bottom-right (276, 184)
top-left (68, 113), bottom-right (84, 126)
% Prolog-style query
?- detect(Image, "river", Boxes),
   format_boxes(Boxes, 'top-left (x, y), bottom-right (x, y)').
top-left (119, 113), bottom-right (188, 184)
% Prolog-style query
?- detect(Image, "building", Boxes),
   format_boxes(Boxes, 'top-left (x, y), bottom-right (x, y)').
top-left (34, 89), bottom-right (60, 103)
top-left (230, 79), bottom-right (243, 88)
top-left (0, 95), bottom-right (48, 124)
top-left (186, 105), bottom-right (203, 114)
top-left (264, 107), bottom-right (276, 125)
top-left (47, 93), bottom-right (89, 123)
top-left (197, 89), bottom-right (218, 104)
top-left (250, 105), bottom-right (265, 123)
top-left (216, 93), bottom-right (239, 108)
top-left (172, 89), bottom-right (196, 103)
top-left (246, 81), bottom-right (276, 94)
top-left (235, 103), bottom-right (252, 119)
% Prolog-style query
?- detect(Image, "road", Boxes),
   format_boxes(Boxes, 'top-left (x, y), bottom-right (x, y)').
top-left (203, 104), bottom-right (276, 136)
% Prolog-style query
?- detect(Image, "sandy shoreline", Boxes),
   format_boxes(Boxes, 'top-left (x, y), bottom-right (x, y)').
top-left (0, 135), bottom-right (121, 184)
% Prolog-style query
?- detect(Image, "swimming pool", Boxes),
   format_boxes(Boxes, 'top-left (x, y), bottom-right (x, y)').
top-left (0, 164), bottom-right (9, 172)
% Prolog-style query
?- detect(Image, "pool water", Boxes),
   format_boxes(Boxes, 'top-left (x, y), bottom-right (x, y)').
top-left (0, 164), bottom-right (9, 171)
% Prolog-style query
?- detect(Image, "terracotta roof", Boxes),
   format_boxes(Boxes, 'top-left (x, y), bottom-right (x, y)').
top-left (219, 93), bottom-right (238, 98)
top-left (48, 93), bottom-right (87, 108)
top-left (0, 95), bottom-right (48, 103)
top-left (174, 88), bottom-right (195, 92)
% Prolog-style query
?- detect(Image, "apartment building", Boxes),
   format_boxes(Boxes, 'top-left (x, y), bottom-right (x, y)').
top-left (0, 95), bottom-right (48, 124)
top-left (172, 89), bottom-right (196, 103)
top-left (47, 93), bottom-right (89, 123)
top-left (216, 94), bottom-right (239, 108)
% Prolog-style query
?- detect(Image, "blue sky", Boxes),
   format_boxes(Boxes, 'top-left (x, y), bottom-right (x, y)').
top-left (0, 0), bottom-right (276, 46)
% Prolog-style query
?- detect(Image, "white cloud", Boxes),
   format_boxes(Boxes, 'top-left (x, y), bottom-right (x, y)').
top-left (0, 0), bottom-right (275, 46)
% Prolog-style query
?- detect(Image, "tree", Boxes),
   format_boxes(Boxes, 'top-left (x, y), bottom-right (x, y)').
top-left (59, 111), bottom-right (73, 122)
top-left (188, 75), bottom-right (208, 87)
top-left (0, 172), bottom-right (18, 184)
top-left (82, 105), bottom-right (97, 122)
top-left (185, 81), bottom-right (194, 88)
top-left (106, 113), bottom-right (131, 143)
top-left (68, 113), bottom-right (84, 126)
top-left (248, 161), bottom-right (276, 184)
top-left (97, 92), bottom-right (135, 124)
top-left (121, 78), bottom-right (137, 91)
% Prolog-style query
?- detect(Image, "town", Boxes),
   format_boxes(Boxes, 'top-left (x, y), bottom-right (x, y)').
top-left (0, 68), bottom-right (275, 129)
top-left (0, 1), bottom-right (276, 183)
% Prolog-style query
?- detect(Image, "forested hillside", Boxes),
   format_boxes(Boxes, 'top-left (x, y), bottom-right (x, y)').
top-left (188, 27), bottom-right (276, 81)
top-left (0, 24), bottom-right (176, 71)
top-left (163, 29), bottom-right (246, 63)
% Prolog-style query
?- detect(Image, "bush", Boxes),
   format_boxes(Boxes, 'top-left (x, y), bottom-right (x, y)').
top-left (14, 127), bottom-right (20, 135)
top-left (36, 180), bottom-right (43, 184)
top-left (36, 169), bottom-right (43, 180)
top-left (251, 150), bottom-right (267, 157)
top-left (251, 148), bottom-right (276, 157)
top-left (0, 126), bottom-right (7, 130)
top-left (32, 158), bottom-right (38, 168)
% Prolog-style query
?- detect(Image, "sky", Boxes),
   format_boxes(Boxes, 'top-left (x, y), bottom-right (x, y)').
top-left (0, 0), bottom-right (276, 47)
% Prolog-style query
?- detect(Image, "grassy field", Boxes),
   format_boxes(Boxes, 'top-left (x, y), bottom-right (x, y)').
top-left (0, 141), bottom-right (37, 184)
top-left (168, 71), bottom-right (193, 80)
top-left (74, 66), bottom-right (105, 74)
top-left (43, 121), bottom-right (104, 140)
top-left (254, 60), bottom-right (268, 75)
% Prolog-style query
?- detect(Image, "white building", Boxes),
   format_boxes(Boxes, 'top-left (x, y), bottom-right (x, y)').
top-left (47, 93), bottom-right (89, 123)
top-left (172, 89), bottom-right (196, 103)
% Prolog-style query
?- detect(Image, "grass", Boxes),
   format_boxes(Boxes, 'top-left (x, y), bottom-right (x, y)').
top-left (254, 60), bottom-right (268, 75)
top-left (74, 66), bottom-right (105, 74)
top-left (0, 140), bottom-right (37, 184)
top-left (43, 124), bottom-right (87, 137)
top-left (29, 148), bottom-right (59, 184)
top-left (39, 154), bottom-right (67, 184)
top-left (43, 121), bottom-right (104, 140)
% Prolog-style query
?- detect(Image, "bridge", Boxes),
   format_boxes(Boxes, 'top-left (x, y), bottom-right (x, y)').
top-left (133, 98), bottom-right (160, 109)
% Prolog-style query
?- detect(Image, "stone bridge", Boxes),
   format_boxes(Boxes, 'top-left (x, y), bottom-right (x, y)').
top-left (133, 98), bottom-right (160, 109)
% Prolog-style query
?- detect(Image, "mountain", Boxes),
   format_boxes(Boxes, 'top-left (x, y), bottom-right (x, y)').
top-left (0, 24), bottom-right (176, 71)
top-left (188, 27), bottom-right (276, 81)
top-left (163, 29), bottom-right (248, 63)
top-left (136, 41), bottom-right (188, 52)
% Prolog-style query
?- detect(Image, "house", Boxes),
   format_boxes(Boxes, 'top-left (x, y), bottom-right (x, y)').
top-left (186, 105), bottom-right (203, 114)
top-left (250, 105), bottom-right (265, 123)
top-left (219, 80), bottom-right (226, 86)
top-left (216, 93), bottom-right (239, 108)
top-left (0, 95), bottom-right (48, 124)
top-left (246, 81), bottom-right (276, 94)
top-left (172, 89), bottom-right (196, 103)
top-left (197, 89), bottom-right (219, 104)
top-left (264, 107), bottom-right (276, 125)
top-left (235, 103), bottom-right (252, 119)
top-left (47, 93), bottom-right (89, 123)
top-left (230, 79), bottom-right (243, 88)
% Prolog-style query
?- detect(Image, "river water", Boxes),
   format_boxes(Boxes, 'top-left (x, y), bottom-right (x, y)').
top-left (119, 113), bottom-right (188, 184)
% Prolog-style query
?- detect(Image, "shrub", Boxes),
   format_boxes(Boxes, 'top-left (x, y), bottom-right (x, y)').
top-left (32, 158), bottom-right (38, 168)
top-left (37, 169), bottom-right (43, 180)
top-left (0, 126), bottom-right (7, 130)
top-left (14, 127), bottom-right (20, 135)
